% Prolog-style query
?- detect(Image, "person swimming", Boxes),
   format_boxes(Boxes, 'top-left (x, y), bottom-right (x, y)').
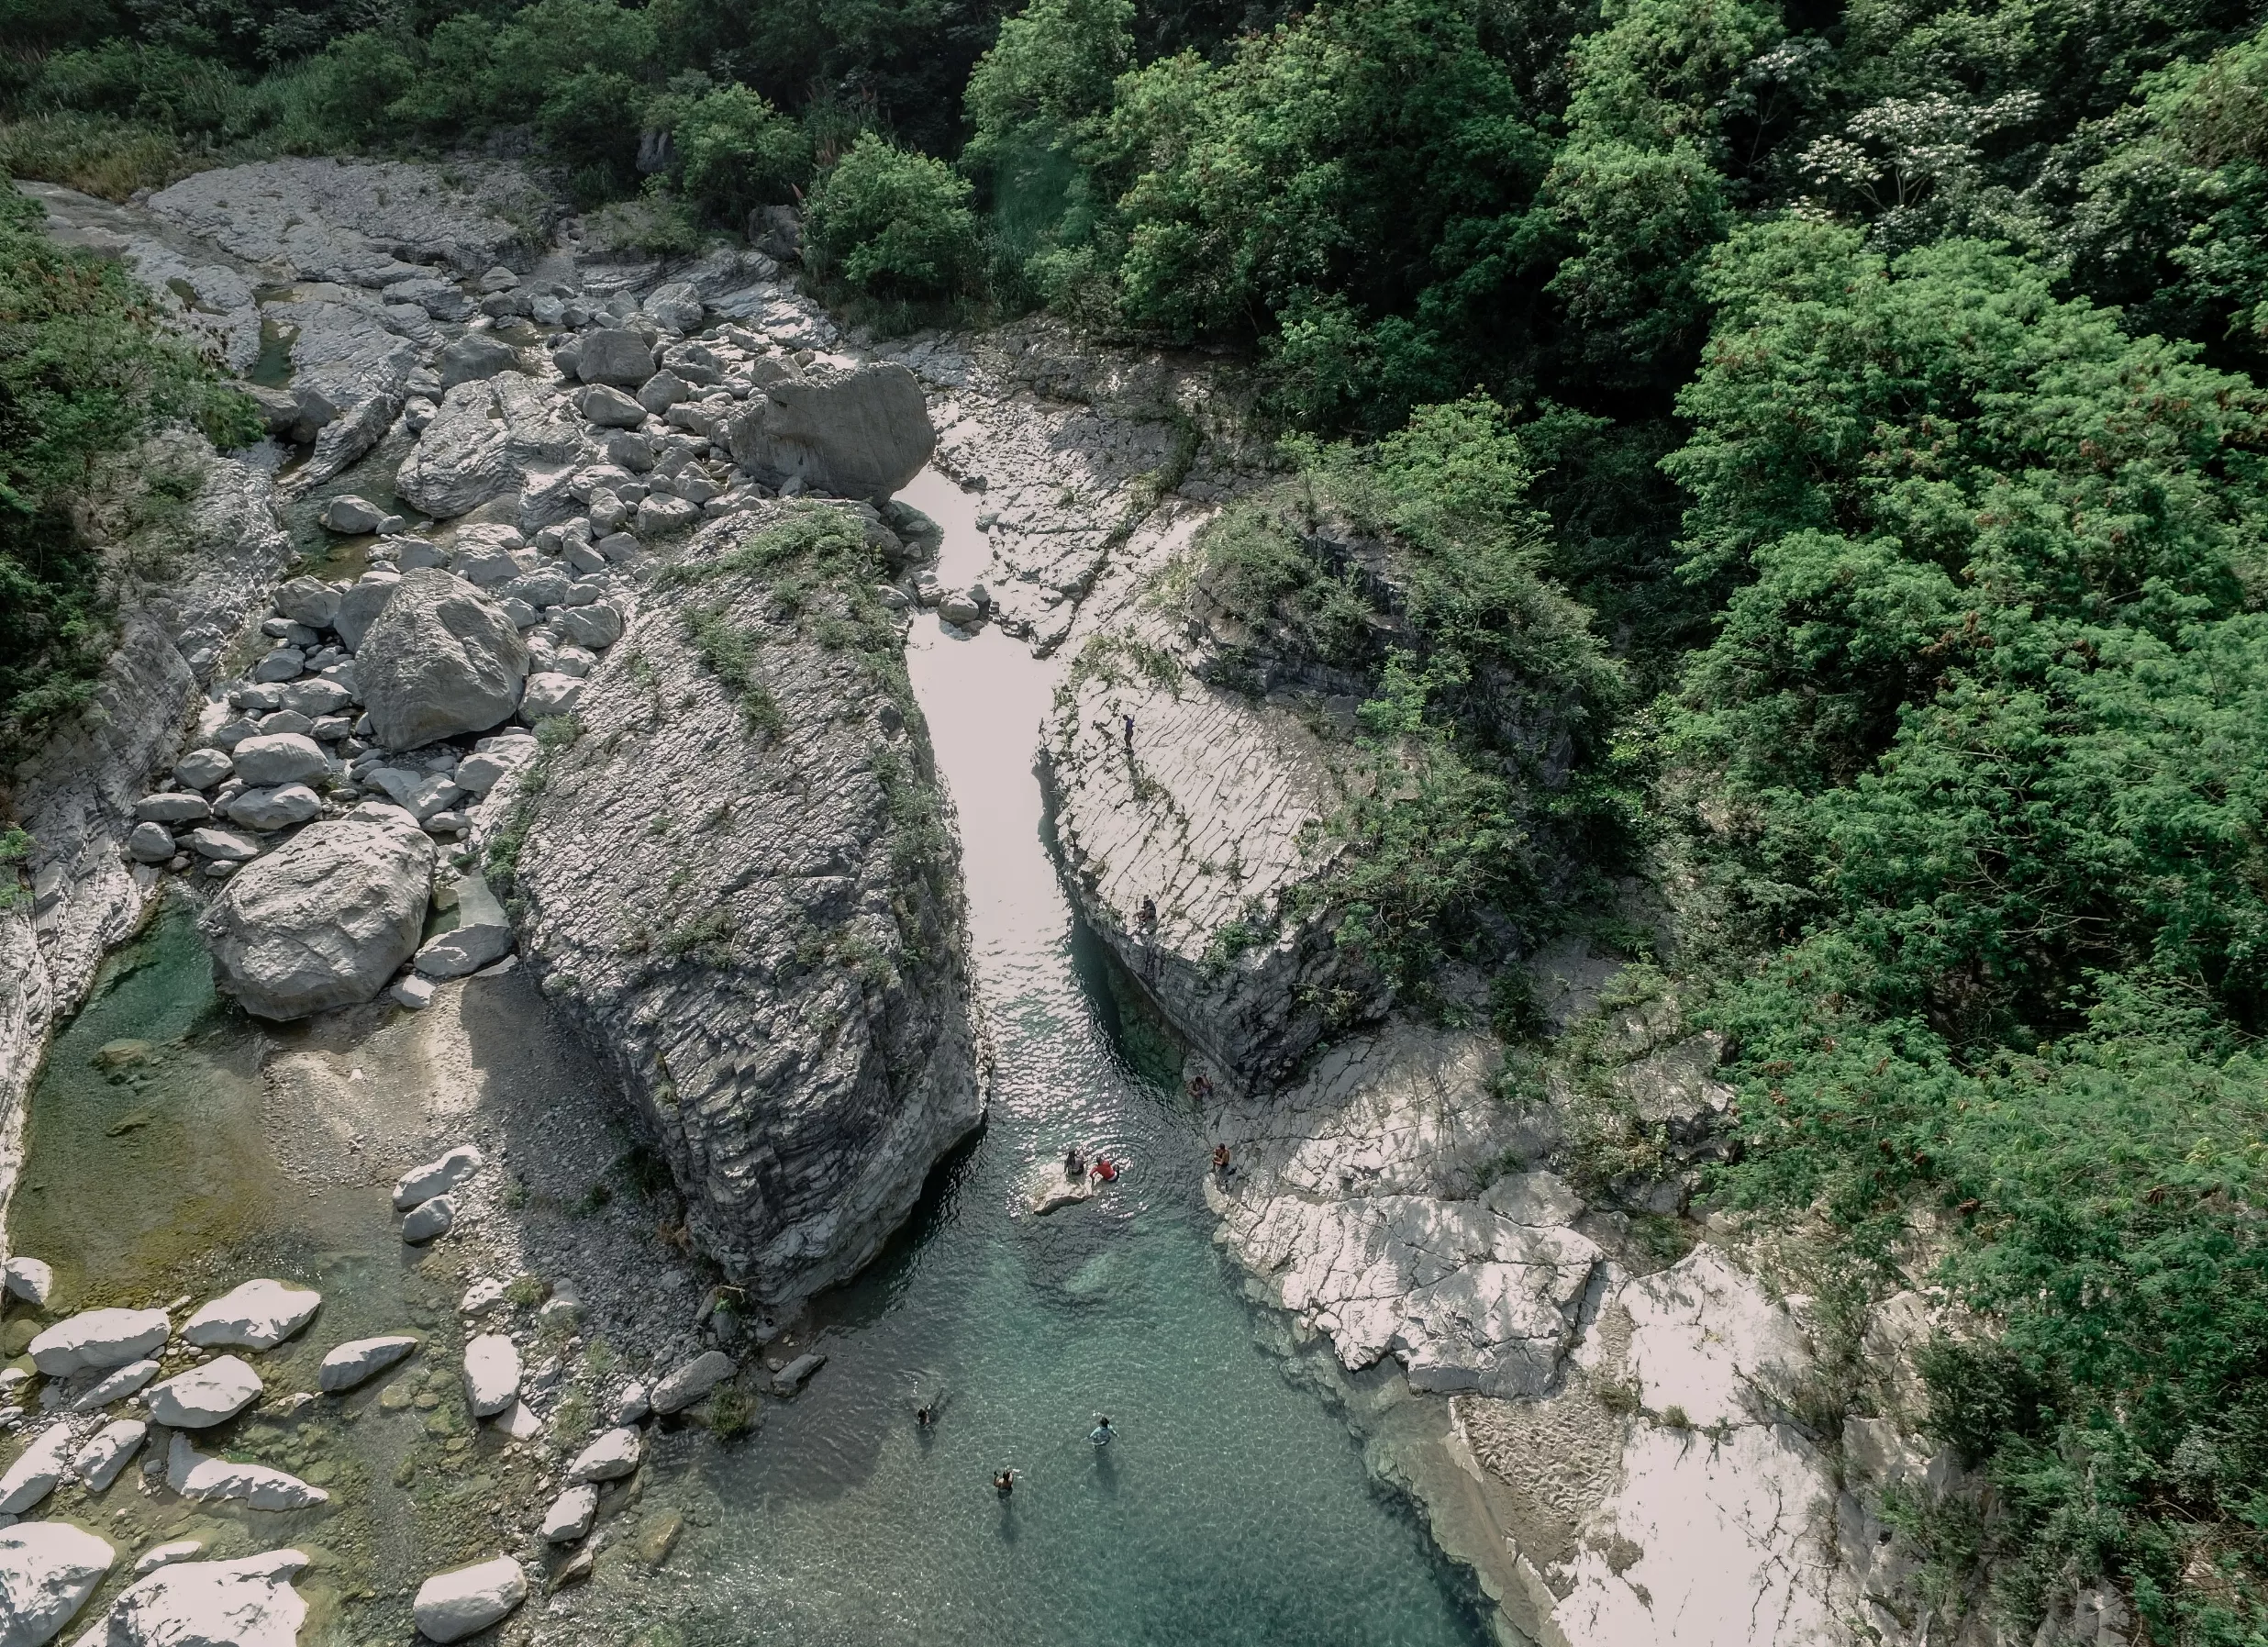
top-left (1092, 1156), bottom-right (1117, 1183)
top-left (1089, 1414), bottom-right (1116, 1446)
top-left (994, 1467), bottom-right (1017, 1496)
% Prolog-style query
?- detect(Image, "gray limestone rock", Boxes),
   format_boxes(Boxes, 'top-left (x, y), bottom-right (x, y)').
top-left (520, 673), bottom-right (584, 718)
top-left (564, 1426), bottom-right (640, 1483)
top-left (574, 328), bottom-right (658, 388)
top-left (199, 816), bottom-right (436, 1019)
top-left (512, 500), bottom-right (980, 1303)
top-left (3, 1258), bottom-right (52, 1308)
top-left (174, 748), bottom-right (235, 789)
top-left (223, 784), bottom-right (321, 830)
top-left (229, 732), bottom-right (327, 787)
top-left (333, 571), bottom-right (400, 651)
top-left (401, 1195), bottom-right (456, 1244)
top-left (580, 384), bottom-right (645, 428)
top-left (413, 874), bottom-right (513, 978)
top-left (0, 1425), bottom-right (75, 1515)
top-left (164, 1434), bottom-right (326, 1509)
top-left (0, 1521), bottom-right (114, 1647)
top-left (650, 1351), bottom-right (736, 1415)
top-left (273, 575), bottom-right (342, 628)
top-left (540, 1484), bottom-right (598, 1544)
top-left (126, 822), bottom-right (176, 864)
top-left (724, 361), bottom-right (935, 502)
top-left (395, 374), bottom-right (584, 520)
top-left (133, 793), bottom-right (206, 824)
top-left (393, 1144), bottom-right (481, 1208)
top-left (636, 371), bottom-right (691, 413)
top-left (184, 828), bottom-right (261, 862)
top-left (355, 570), bottom-right (528, 750)
top-left (438, 332), bottom-right (522, 389)
top-left (319, 495), bottom-right (385, 535)
top-left (461, 1334), bottom-right (518, 1416)
top-left (145, 1355), bottom-right (265, 1427)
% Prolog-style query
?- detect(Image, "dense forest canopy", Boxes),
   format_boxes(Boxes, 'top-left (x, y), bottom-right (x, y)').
top-left (6, 0), bottom-right (2268, 1631)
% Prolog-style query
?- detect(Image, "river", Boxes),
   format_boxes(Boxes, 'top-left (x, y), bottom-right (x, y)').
top-left (5, 470), bottom-right (1491, 1647)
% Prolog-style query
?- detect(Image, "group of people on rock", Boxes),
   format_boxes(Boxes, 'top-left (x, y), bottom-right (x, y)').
top-left (1062, 1142), bottom-right (1117, 1184)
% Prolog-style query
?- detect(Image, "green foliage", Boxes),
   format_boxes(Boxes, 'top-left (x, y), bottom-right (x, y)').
top-left (671, 85), bottom-right (811, 227)
top-left (0, 178), bottom-right (259, 760)
top-left (805, 132), bottom-right (983, 309)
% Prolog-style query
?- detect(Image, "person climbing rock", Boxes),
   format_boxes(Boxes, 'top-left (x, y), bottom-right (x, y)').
top-left (1089, 1415), bottom-right (1116, 1446)
top-left (1212, 1143), bottom-right (1231, 1176)
top-left (1190, 1074), bottom-right (1215, 1101)
top-left (1139, 896), bottom-right (1157, 929)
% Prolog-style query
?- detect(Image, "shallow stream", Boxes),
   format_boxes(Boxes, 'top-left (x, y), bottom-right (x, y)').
top-left (4, 472), bottom-right (1491, 1647)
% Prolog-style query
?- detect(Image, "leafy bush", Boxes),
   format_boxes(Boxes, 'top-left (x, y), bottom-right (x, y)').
top-left (671, 84), bottom-right (811, 228)
top-left (804, 132), bottom-right (982, 307)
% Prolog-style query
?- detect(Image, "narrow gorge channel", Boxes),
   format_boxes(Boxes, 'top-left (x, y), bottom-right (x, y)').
top-left (6, 465), bottom-right (1492, 1647)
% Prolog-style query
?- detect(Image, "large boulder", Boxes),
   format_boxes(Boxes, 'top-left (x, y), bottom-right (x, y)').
top-left (723, 362), bottom-right (935, 501)
top-left (144, 1357), bottom-right (264, 1428)
top-left (0, 1521), bottom-right (115, 1647)
top-left (199, 816), bottom-right (436, 1020)
top-left (355, 570), bottom-right (528, 750)
top-left (317, 1335), bottom-right (418, 1393)
top-left (0, 1425), bottom-right (75, 1516)
top-left (395, 373), bottom-right (583, 519)
top-left (573, 328), bottom-right (657, 388)
top-left (164, 1436), bottom-right (327, 1510)
top-left (183, 1279), bottom-right (320, 1350)
top-left (28, 1310), bottom-right (171, 1377)
top-left (105, 1548), bottom-right (309, 1647)
top-left (333, 570), bottom-right (400, 651)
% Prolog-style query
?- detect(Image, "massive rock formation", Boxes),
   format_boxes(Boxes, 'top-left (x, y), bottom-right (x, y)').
top-left (510, 500), bottom-right (982, 1303)
top-left (395, 373), bottom-right (584, 519)
top-left (724, 361), bottom-right (936, 501)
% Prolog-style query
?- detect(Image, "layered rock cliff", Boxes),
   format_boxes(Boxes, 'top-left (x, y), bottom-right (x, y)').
top-left (506, 499), bottom-right (983, 1304)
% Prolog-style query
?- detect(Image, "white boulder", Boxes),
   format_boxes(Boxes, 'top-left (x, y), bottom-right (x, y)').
top-left (106, 1548), bottom-right (308, 1647)
top-left (392, 1146), bottom-right (481, 1209)
top-left (0, 1426), bottom-right (77, 1515)
top-left (72, 1419), bottom-right (147, 1492)
top-left (28, 1309), bottom-right (170, 1377)
top-left (183, 1280), bottom-right (321, 1351)
top-left (69, 1360), bottom-right (159, 1413)
top-left (3, 1258), bottom-right (53, 1308)
top-left (411, 1557), bottom-right (527, 1643)
top-left (0, 1522), bottom-right (114, 1647)
top-left (164, 1435), bottom-right (326, 1511)
top-left (317, 1335), bottom-right (418, 1393)
top-left (145, 1356), bottom-right (264, 1428)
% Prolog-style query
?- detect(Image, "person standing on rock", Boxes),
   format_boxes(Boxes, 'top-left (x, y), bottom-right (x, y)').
top-left (1122, 712), bottom-right (1135, 751)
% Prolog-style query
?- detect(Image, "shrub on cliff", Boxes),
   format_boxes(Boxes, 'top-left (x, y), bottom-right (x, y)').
top-left (0, 178), bottom-right (260, 762)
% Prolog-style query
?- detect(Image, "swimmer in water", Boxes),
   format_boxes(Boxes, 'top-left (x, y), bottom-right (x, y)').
top-left (1089, 1414), bottom-right (1115, 1446)
top-left (994, 1467), bottom-right (1017, 1496)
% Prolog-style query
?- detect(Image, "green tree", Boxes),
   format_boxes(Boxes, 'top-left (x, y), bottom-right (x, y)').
top-left (672, 84), bottom-right (812, 227)
top-left (804, 131), bottom-right (983, 305)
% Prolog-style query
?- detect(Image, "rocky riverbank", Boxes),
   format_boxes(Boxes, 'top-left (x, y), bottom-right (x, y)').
top-left (0, 155), bottom-right (982, 1647)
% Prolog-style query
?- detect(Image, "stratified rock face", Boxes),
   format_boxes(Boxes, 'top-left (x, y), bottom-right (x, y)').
top-left (515, 504), bottom-right (981, 1304)
top-left (724, 362), bottom-right (935, 501)
top-left (199, 818), bottom-right (436, 1020)
top-left (395, 373), bottom-right (585, 518)
top-left (356, 570), bottom-right (529, 751)
top-left (1043, 629), bottom-right (1373, 1084)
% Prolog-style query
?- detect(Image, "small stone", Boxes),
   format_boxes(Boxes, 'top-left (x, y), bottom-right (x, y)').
top-left (539, 1484), bottom-right (598, 1544)
top-left (391, 974), bottom-right (436, 1011)
top-left (580, 384), bottom-right (646, 428)
top-left (495, 1399), bottom-right (542, 1441)
top-left (184, 827), bottom-right (261, 862)
top-left (462, 1334), bottom-right (519, 1418)
top-left (401, 1195), bottom-right (455, 1244)
top-left (229, 733), bottom-right (328, 787)
top-left (607, 1381), bottom-right (650, 1425)
top-left (127, 821), bottom-right (177, 864)
top-left (173, 749), bottom-right (233, 789)
top-left (564, 1425), bottom-right (641, 1484)
top-left (134, 793), bottom-right (210, 825)
top-left (520, 673), bottom-right (584, 719)
top-left (394, 1145), bottom-right (482, 1209)
top-left (223, 784), bottom-right (322, 831)
top-left (770, 1351), bottom-right (826, 1397)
